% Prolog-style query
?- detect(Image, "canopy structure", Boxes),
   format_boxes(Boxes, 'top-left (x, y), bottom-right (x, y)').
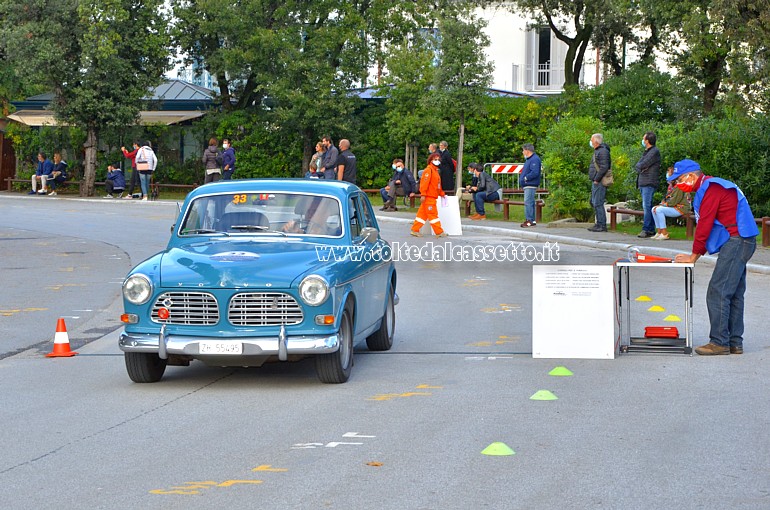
top-left (7, 79), bottom-right (213, 127)
top-left (7, 109), bottom-right (206, 127)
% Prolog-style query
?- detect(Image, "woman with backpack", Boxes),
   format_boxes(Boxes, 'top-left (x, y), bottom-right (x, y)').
top-left (135, 141), bottom-right (157, 201)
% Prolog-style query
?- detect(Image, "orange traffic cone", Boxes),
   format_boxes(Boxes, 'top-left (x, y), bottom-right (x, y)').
top-left (46, 318), bottom-right (78, 357)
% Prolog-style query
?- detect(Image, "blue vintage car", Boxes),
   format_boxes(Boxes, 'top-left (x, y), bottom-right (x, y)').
top-left (119, 179), bottom-right (397, 383)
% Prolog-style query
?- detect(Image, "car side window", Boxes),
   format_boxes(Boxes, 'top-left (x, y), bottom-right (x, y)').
top-left (348, 197), bottom-right (361, 238)
top-left (358, 193), bottom-right (376, 228)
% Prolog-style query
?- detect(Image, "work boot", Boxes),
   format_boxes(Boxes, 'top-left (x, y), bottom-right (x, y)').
top-left (694, 343), bottom-right (730, 355)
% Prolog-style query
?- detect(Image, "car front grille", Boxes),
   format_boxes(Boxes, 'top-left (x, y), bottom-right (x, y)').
top-left (151, 292), bottom-right (219, 325)
top-left (228, 292), bottom-right (304, 326)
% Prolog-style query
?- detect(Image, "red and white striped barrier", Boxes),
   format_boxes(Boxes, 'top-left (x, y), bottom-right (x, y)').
top-left (489, 163), bottom-right (524, 174)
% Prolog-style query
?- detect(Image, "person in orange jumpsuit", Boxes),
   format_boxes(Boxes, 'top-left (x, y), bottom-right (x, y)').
top-left (411, 153), bottom-right (448, 237)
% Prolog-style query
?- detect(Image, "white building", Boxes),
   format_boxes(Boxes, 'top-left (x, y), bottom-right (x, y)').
top-left (478, 4), bottom-right (604, 94)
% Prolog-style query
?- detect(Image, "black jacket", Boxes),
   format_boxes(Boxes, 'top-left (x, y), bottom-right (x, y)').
top-left (476, 171), bottom-right (501, 195)
top-left (389, 168), bottom-right (418, 195)
top-left (635, 145), bottom-right (661, 188)
top-left (589, 143), bottom-right (611, 182)
top-left (438, 149), bottom-right (455, 191)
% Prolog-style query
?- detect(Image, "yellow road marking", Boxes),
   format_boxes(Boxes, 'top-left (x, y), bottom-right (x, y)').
top-left (252, 465), bottom-right (288, 472)
top-left (217, 480), bottom-right (263, 487)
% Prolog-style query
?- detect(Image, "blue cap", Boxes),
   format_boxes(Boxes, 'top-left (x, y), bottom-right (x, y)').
top-left (667, 159), bottom-right (701, 181)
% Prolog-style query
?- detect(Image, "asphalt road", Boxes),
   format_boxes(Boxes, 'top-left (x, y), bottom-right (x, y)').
top-left (0, 194), bottom-right (768, 509)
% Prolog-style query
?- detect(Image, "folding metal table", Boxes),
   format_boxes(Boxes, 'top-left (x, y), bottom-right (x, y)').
top-left (616, 261), bottom-right (694, 355)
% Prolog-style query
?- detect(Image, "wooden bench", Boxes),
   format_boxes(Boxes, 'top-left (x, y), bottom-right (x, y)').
top-left (463, 197), bottom-right (545, 222)
top-left (5, 177), bottom-right (197, 196)
top-left (609, 205), bottom-right (770, 247)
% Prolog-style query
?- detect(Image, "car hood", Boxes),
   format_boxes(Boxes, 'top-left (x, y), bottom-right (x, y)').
top-left (159, 240), bottom-right (332, 289)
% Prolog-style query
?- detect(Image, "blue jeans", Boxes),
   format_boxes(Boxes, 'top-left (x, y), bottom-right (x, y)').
top-left (706, 236), bottom-right (756, 348)
top-left (222, 169), bottom-right (234, 180)
top-left (651, 205), bottom-right (681, 230)
top-left (523, 187), bottom-right (536, 222)
top-left (640, 186), bottom-right (656, 232)
top-left (590, 182), bottom-right (607, 228)
top-left (139, 173), bottom-right (151, 197)
top-left (474, 190), bottom-right (498, 215)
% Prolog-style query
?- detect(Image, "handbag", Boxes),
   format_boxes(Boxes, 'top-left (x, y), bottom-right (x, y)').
top-left (601, 169), bottom-right (614, 187)
top-left (136, 148), bottom-right (151, 171)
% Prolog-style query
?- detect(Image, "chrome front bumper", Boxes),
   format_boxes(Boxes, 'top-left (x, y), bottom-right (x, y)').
top-left (119, 324), bottom-right (339, 361)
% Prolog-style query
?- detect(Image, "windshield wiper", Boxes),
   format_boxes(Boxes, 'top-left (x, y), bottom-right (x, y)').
top-left (229, 225), bottom-right (289, 236)
top-left (182, 228), bottom-right (230, 236)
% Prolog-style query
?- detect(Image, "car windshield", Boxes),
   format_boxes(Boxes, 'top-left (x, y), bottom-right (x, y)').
top-left (179, 192), bottom-right (343, 237)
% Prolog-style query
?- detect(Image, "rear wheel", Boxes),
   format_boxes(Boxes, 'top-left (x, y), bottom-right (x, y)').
top-left (366, 287), bottom-right (394, 351)
top-left (316, 308), bottom-right (353, 383)
top-left (125, 352), bottom-right (167, 383)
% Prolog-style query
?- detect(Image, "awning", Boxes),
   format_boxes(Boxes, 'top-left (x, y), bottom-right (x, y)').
top-left (7, 110), bottom-right (205, 126)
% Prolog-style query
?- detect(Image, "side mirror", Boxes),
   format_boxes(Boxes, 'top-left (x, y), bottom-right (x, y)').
top-left (354, 226), bottom-right (379, 245)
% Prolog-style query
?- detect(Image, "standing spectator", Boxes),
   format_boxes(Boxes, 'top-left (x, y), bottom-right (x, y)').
top-left (520, 143), bottom-right (541, 227)
top-left (671, 159), bottom-right (759, 355)
top-left (222, 138), bottom-right (236, 180)
top-left (466, 162), bottom-right (501, 220)
top-left (46, 152), bottom-right (69, 196)
top-left (104, 164), bottom-right (126, 198)
top-left (121, 141), bottom-right (141, 199)
top-left (587, 133), bottom-right (611, 232)
top-left (651, 167), bottom-right (690, 240)
top-left (428, 143), bottom-right (438, 155)
top-left (320, 135), bottom-right (338, 180)
top-left (635, 131), bottom-right (661, 238)
top-left (380, 158), bottom-right (417, 211)
top-left (202, 137), bottom-right (222, 183)
top-left (335, 139), bottom-right (357, 184)
top-left (410, 154), bottom-right (447, 237)
top-left (437, 140), bottom-right (455, 191)
top-left (29, 152), bottom-right (53, 195)
top-left (135, 141), bottom-right (157, 202)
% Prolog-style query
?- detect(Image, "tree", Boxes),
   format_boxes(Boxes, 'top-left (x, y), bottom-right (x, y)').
top-left (431, 8), bottom-right (493, 188)
top-left (0, 0), bottom-right (170, 196)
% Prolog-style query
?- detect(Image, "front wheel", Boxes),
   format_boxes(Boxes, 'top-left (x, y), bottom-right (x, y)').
top-left (315, 308), bottom-right (353, 383)
top-left (125, 352), bottom-right (167, 383)
top-left (366, 288), bottom-right (394, 351)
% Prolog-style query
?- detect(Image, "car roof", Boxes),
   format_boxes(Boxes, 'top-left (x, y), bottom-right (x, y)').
top-left (186, 178), bottom-right (359, 201)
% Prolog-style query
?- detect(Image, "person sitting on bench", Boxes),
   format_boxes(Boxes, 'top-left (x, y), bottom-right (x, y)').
top-left (29, 152), bottom-right (53, 195)
top-left (46, 152), bottom-right (69, 196)
top-left (104, 164), bottom-right (126, 199)
top-left (466, 162), bottom-right (501, 220)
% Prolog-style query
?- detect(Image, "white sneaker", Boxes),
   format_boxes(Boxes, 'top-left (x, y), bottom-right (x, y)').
top-left (37, 189), bottom-right (47, 194)
top-left (104, 194), bottom-right (113, 199)
top-left (141, 196), bottom-right (148, 201)
top-left (657, 233), bottom-right (670, 240)
top-left (48, 191), bottom-right (57, 196)
top-left (651, 233), bottom-right (661, 239)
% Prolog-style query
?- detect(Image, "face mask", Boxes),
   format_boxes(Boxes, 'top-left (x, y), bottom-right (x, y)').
top-left (432, 160), bottom-right (440, 166)
top-left (392, 164), bottom-right (397, 170)
top-left (589, 140), bottom-right (595, 149)
top-left (641, 140), bottom-right (646, 148)
top-left (676, 182), bottom-right (695, 193)
top-left (468, 170), bottom-right (473, 175)
top-left (223, 143), bottom-right (229, 148)
top-left (396, 167), bottom-right (403, 172)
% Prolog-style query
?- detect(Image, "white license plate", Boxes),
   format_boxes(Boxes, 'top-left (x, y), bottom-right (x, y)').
top-left (199, 341), bottom-right (243, 355)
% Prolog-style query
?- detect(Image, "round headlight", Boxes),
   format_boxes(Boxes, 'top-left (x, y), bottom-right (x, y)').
top-left (123, 274), bottom-right (153, 305)
top-left (299, 275), bottom-right (329, 306)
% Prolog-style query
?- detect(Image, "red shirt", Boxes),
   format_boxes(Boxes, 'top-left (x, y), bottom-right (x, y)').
top-left (122, 148), bottom-right (138, 169)
top-left (693, 177), bottom-right (739, 255)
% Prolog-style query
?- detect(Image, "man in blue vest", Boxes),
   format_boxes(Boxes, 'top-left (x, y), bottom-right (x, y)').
top-left (671, 159), bottom-right (759, 355)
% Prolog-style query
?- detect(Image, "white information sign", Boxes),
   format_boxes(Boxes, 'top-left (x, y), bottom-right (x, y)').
top-left (436, 195), bottom-right (463, 236)
top-left (532, 265), bottom-right (616, 359)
